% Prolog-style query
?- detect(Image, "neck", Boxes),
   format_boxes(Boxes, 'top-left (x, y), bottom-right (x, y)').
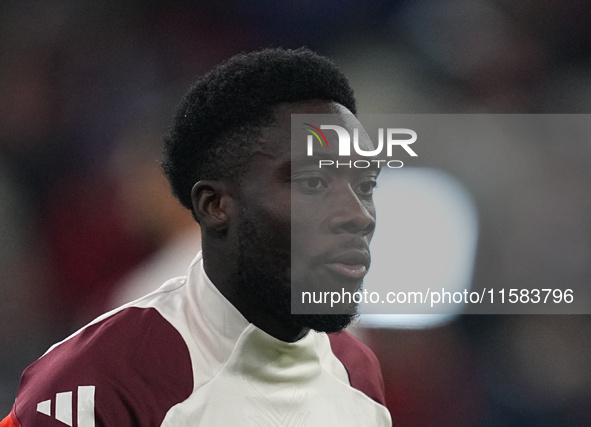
top-left (202, 249), bottom-right (308, 343)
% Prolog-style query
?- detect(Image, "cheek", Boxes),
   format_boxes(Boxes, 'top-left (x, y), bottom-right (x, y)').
top-left (290, 200), bottom-right (325, 261)
top-left (248, 199), bottom-right (292, 247)
top-left (291, 195), bottom-right (326, 235)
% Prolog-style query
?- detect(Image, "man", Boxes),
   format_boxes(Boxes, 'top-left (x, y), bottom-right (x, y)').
top-left (2, 48), bottom-right (392, 426)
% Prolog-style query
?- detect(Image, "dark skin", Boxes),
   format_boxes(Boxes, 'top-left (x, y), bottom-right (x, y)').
top-left (191, 101), bottom-right (378, 342)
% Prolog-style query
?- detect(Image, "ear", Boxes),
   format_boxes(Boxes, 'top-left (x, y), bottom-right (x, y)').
top-left (191, 180), bottom-right (235, 232)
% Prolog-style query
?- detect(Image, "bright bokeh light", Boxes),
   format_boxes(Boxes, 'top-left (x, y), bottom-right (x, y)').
top-left (360, 168), bottom-right (478, 328)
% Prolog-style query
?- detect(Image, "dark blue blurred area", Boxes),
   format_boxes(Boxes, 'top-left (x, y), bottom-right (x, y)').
top-left (1, 0), bottom-right (591, 425)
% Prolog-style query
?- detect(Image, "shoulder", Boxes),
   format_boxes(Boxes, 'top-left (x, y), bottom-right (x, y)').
top-left (327, 330), bottom-right (387, 406)
top-left (13, 307), bottom-right (193, 426)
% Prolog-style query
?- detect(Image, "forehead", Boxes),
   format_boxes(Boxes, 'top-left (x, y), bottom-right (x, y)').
top-left (257, 101), bottom-right (369, 159)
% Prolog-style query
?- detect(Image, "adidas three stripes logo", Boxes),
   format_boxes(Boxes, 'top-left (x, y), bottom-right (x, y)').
top-left (36, 385), bottom-right (95, 427)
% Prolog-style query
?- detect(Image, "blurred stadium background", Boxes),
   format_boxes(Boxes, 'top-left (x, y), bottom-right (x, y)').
top-left (2, 1), bottom-right (591, 425)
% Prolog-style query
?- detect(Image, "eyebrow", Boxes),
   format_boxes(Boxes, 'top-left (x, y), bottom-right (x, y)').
top-left (288, 153), bottom-right (382, 174)
top-left (290, 153), bottom-right (336, 168)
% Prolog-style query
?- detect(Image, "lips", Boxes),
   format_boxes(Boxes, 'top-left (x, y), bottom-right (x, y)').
top-left (324, 250), bottom-right (370, 280)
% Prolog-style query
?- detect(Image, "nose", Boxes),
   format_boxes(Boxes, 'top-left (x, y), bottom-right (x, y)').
top-left (328, 186), bottom-right (376, 236)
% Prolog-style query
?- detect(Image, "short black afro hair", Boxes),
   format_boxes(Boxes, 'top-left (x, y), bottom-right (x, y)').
top-left (162, 47), bottom-right (356, 214)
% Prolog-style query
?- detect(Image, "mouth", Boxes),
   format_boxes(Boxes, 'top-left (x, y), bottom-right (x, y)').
top-left (324, 250), bottom-right (370, 280)
top-left (324, 263), bottom-right (367, 279)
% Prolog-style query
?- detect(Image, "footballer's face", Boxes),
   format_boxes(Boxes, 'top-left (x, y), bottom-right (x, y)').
top-left (234, 101), bottom-right (378, 333)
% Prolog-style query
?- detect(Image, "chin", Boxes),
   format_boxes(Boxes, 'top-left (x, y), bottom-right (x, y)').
top-left (292, 311), bottom-right (359, 334)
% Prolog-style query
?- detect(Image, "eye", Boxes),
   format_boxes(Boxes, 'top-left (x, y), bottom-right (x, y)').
top-left (305, 177), bottom-right (325, 190)
top-left (355, 180), bottom-right (377, 195)
top-left (292, 175), bottom-right (328, 193)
